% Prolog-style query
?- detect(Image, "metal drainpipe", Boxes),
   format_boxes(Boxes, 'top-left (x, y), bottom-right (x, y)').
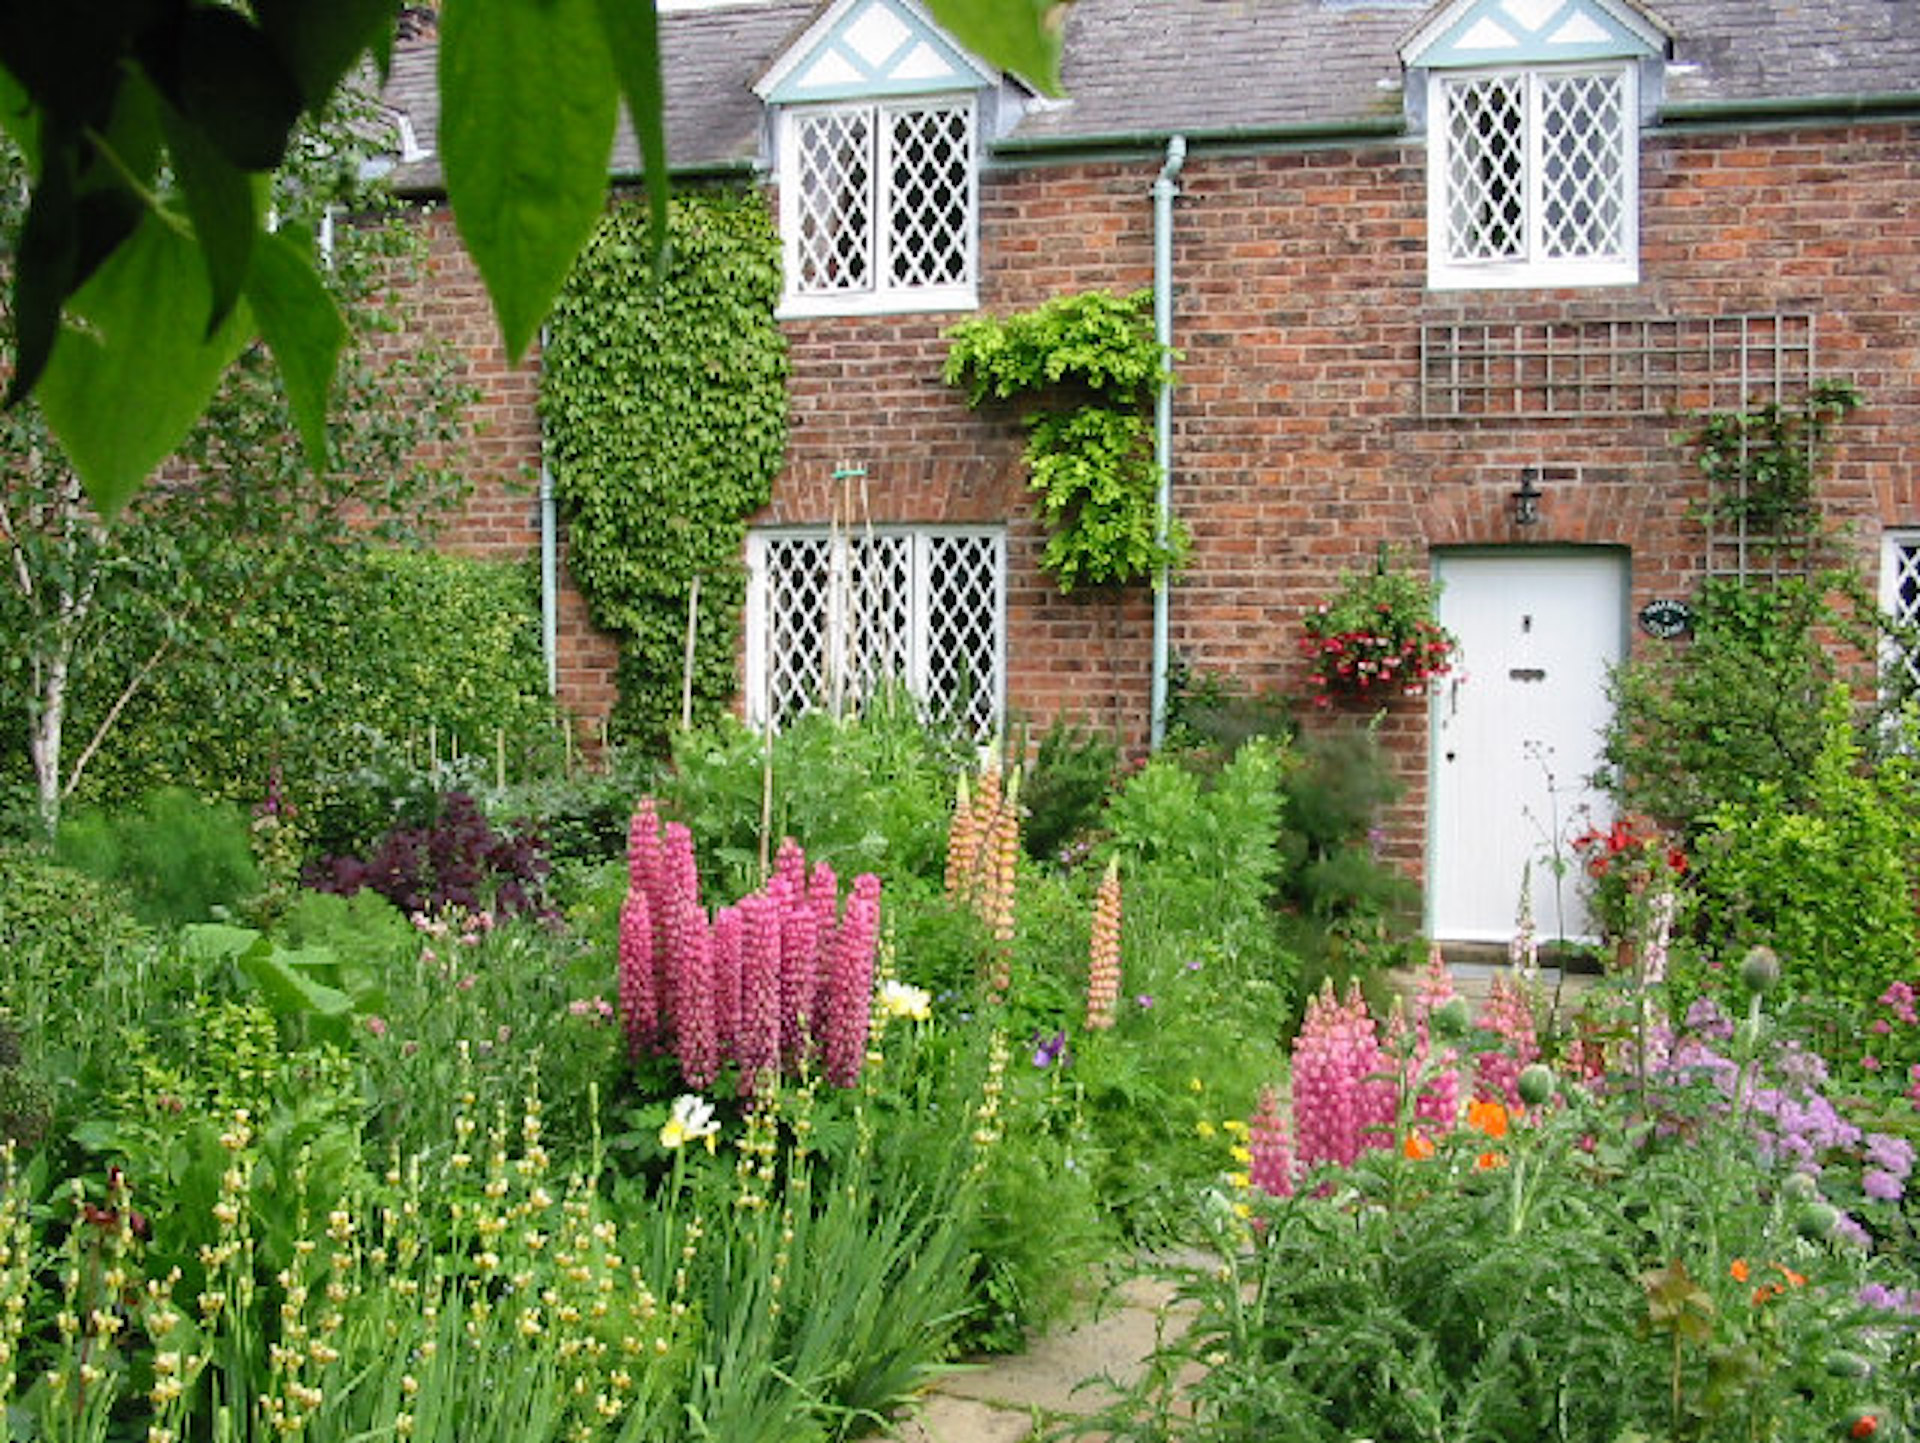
top-left (1148, 135), bottom-right (1187, 751)
top-left (537, 328), bottom-right (559, 697)
top-left (540, 461), bottom-right (559, 697)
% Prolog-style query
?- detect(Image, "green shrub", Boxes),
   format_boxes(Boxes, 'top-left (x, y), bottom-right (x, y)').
top-left (1105, 738), bottom-right (1289, 980)
top-left (0, 844), bottom-right (148, 966)
top-left (55, 788), bottom-right (261, 927)
top-left (1018, 714), bottom-right (1118, 866)
top-left (1687, 688), bottom-right (1920, 1009)
top-left (1277, 726), bottom-right (1421, 1000)
top-left (1605, 573), bottom-right (1902, 830)
top-left (659, 697), bottom-right (964, 900)
top-left (69, 548), bottom-right (566, 855)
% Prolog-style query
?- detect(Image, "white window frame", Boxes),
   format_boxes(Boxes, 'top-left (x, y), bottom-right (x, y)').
top-left (1881, 529), bottom-right (1920, 700)
top-left (776, 95), bottom-right (979, 319)
top-left (1426, 60), bottom-right (1639, 292)
top-left (744, 525), bottom-right (1006, 734)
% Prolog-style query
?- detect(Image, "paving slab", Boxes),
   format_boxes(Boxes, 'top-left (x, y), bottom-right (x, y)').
top-left (938, 1274), bottom-right (1196, 1416)
top-left (886, 1393), bottom-right (1036, 1443)
top-left (863, 1265), bottom-right (1207, 1441)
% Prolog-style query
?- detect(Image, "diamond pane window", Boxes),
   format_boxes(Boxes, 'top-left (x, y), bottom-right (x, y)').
top-left (1882, 531), bottom-right (1920, 697)
top-left (793, 110), bottom-right (874, 293)
top-left (747, 527), bottom-right (1005, 737)
top-left (1430, 63), bottom-right (1637, 289)
top-left (781, 97), bottom-right (976, 314)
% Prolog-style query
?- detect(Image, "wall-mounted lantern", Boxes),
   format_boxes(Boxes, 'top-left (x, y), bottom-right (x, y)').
top-left (1511, 468), bottom-right (1544, 527)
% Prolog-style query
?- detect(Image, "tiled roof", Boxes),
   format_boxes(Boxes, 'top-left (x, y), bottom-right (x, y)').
top-left (380, 0), bottom-right (1920, 192)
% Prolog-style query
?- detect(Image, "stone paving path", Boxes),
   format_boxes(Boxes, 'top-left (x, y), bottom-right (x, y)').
top-left (867, 1270), bottom-right (1194, 1443)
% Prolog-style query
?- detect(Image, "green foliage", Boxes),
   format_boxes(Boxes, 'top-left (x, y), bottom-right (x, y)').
top-left (0, 845), bottom-right (148, 969)
top-left (0, 176), bottom-right (474, 838)
top-left (1105, 739), bottom-right (1290, 983)
top-left (1100, 1002), bottom-right (1919, 1443)
top-left (55, 788), bottom-right (261, 927)
top-left (542, 191), bottom-right (789, 754)
top-left (1688, 689), bottom-right (1920, 1009)
top-left (1163, 663), bottom-right (1297, 765)
top-left (657, 700), bottom-right (963, 900)
top-left (1018, 714), bottom-right (1118, 865)
top-left (945, 290), bottom-right (1184, 592)
top-left (70, 548), bottom-right (564, 855)
top-left (1684, 380), bottom-right (1863, 534)
top-left (1276, 727), bottom-right (1421, 998)
top-left (1605, 572), bottom-right (1902, 829)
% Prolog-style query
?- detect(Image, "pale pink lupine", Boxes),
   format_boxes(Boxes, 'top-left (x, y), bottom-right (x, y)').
top-left (1085, 858), bottom-right (1122, 1031)
top-left (822, 873), bottom-right (882, 1087)
top-left (1409, 946), bottom-right (1461, 1133)
top-left (1248, 1084), bottom-right (1296, 1197)
top-left (1290, 981), bottom-right (1395, 1168)
top-left (617, 887), bottom-right (656, 1058)
top-left (1475, 974), bottom-right (1540, 1110)
top-left (735, 890), bottom-right (783, 1092)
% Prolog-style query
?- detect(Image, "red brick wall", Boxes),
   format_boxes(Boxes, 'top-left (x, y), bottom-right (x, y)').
top-left (403, 115), bottom-right (1920, 870)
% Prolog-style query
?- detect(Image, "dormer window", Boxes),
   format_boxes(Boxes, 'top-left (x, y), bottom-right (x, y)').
top-left (1432, 62), bottom-right (1635, 288)
top-left (1402, 0), bottom-right (1669, 291)
top-left (758, 0), bottom-right (997, 317)
top-left (781, 95), bottom-right (977, 312)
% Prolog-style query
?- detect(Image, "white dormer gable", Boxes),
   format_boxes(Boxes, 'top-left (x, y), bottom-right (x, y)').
top-left (1401, 0), bottom-right (1670, 69)
top-left (757, 0), bottom-right (1000, 104)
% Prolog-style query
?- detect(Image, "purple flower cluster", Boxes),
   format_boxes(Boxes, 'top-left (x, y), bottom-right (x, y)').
top-left (1857, 1281), bottom-right (1920, 1315)
top-left (1635, 1001), bottom-right (1915, 1209)
top-left (617, 802), bottom-right (882, 1093)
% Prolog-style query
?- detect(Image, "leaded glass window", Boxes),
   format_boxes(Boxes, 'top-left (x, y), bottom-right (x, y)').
top-left (1883, 531), bottom-right (1920, 697)
top-left (783, 98), bottom-right (976, 313)
top-left (746, 527), bottom-right (1005, 737)
top-left (1430, 63), bottom-right (1637, 289)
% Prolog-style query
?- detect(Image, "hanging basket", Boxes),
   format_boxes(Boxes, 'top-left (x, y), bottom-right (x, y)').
top-left (1299, 558), bottom-right (1457, 708)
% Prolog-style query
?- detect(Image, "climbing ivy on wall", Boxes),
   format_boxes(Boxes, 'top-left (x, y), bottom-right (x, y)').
top-left (541, 192), bottom-right (789, 753)
top-left (945, 289), bottom-right (1182, 593)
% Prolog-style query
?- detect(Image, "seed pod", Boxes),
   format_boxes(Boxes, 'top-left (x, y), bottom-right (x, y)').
top-left (1517, 1063), bottom-right (1556, 1108)
top-left (1797, 1202), bottom-right (1839, 1241)
top-left (1741, 944), bottom-right (1782, 995)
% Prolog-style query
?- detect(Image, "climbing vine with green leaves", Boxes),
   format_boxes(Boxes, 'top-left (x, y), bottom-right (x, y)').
top-left (1683, 378), bottom-right (1863, 534)
top-left (540, 191), bottom-right (789, 753)
top-left (944, 290), bottom-right (1182, 592)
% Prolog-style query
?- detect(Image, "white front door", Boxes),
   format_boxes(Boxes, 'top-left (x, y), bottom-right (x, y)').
top-left (1428, 549), bottom-right (1628, 944)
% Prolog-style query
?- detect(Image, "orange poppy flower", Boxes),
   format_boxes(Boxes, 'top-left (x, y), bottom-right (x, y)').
top-left (1770, 1263), bottom-right (1807, 1288)
top-left (1467, 1099), bottom-right (1510, 1140)
top-left (1729, 1259), bottom-right (1750, 1283)
top-left (1475, 1151), bottom-right (1507, 1171)
top-left (1403, 1132), bottom-right (1435, 1161)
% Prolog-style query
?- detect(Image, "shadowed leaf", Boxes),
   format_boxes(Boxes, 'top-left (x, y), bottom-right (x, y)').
top-left (37, 212), bottom-right (254, 516)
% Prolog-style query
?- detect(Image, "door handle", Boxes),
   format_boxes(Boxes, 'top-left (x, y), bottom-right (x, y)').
top-left (1508, 667), bottom-right (1546, 682)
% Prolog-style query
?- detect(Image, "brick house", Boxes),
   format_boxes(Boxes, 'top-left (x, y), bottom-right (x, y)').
top-left (381, 0), bottom-right (1920, 944)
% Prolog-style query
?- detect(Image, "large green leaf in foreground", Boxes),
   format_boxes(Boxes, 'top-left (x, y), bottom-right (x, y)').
top-left (35, 213), bottom-right (253, 517)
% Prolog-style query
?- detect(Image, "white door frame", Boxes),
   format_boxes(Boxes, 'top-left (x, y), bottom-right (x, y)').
top-left (1426, 545), bottom-right (1630, 945)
